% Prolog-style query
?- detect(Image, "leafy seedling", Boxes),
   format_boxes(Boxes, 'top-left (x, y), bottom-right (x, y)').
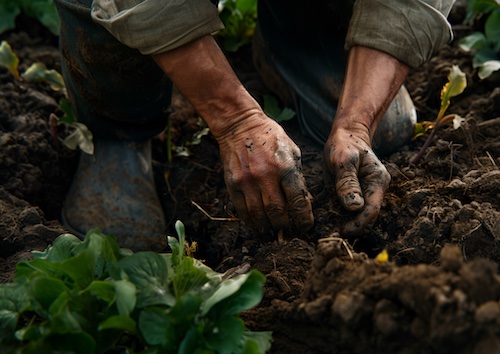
top-left (0, 222), bottom-right (272, 353)
top-left (411, 65), bottom-right (467, 165)
top-left (0, 40), bottom-right (20, 79)
top-left (22, 62), bottom-right (65, 92)
top-left (263, 94), bottom-right (296, 122)
top-left (0, 41), bottom-right (94, 155)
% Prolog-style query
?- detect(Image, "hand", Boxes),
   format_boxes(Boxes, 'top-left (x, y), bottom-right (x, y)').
top-left (324, 126), bottom-right (390, 236)
top-left (152, 35), bottom-right (314, 232)
top-left (217, 112), bottom-right (314, 233)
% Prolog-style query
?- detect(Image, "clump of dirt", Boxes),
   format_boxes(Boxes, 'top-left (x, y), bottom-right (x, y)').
top-left (248, 240), bottom-right (500, 354)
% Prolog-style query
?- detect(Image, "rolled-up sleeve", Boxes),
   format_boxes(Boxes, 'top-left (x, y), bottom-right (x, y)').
top-left (91, 0), bottom-right (224, 55)
top-left (345, 0), bottom-right (455, 68)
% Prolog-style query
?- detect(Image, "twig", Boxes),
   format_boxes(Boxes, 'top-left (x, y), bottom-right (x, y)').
top-left (318, 236), bottom-right (354, 259)
top-left (191, 200), bottom-right (239, 221)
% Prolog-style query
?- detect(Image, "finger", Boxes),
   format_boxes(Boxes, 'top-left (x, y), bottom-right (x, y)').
top-left (261, 189), bottom-right (288, 231)
top-left (226, 187), bottom-right (251, 225)
top-left (342, 199), bottom-right (381, 236)
top-left (334, 153), bottom-right (365, 212)
top-left (245, 188), bottom-right (272, 232)
top-left (343, 159), bottom-right (390, 236)
top-left (281, 168), bottom-right (314, 232)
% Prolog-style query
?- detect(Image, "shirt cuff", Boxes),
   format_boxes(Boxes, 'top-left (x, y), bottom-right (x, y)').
top-left (345, 0), bottom-right (454, 68)
top-left (91, 0), bottom-right (224, 55)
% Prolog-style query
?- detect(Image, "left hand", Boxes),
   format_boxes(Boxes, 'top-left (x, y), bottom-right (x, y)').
top-left (324, 126), bottom-right (391, 236)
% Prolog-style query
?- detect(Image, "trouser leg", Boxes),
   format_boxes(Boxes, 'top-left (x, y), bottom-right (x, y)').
top-left (54, 0), bottom-right (170, 251)
top-left (54, 0), bottom-right (172, 140)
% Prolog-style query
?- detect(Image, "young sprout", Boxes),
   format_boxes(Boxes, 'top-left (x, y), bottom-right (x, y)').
top-left (22, 62), bottom-right (66, 93)
top-left (0, 40), bottom-right (20, 80)
top-left (411, 65), bottom-right (467, 165)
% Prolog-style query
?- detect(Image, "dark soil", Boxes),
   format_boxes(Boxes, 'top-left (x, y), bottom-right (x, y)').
top-left (1, 8), bottom-right (500, 354)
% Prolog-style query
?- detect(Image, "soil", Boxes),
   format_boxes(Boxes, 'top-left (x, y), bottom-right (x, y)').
top-left (1, 8), bottom-right (500, 354)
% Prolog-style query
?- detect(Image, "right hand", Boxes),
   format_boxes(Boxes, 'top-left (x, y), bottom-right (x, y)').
top-left (216, 112), bottom-right (314, 233)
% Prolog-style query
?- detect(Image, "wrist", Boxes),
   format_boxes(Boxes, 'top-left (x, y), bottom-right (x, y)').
top-left (152, 35), bottom-right (262, 140)
top-left (330, 114), bottom-right (373, 146)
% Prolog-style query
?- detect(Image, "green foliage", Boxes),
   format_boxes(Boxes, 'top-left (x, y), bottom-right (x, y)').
top-left (0, 223), bottom-right (272, 353)
top-left (263, 95), bottom-right (296, 122)
top-left (218, 0), bottom-right (258, 52)
top-left (458, 0), bottom-right (500, 79)
top-left (0, 0), bottom-right (60, 36)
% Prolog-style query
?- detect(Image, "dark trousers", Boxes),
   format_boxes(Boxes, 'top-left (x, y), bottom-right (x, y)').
top-left (54, 0), bottom-right (172, 141)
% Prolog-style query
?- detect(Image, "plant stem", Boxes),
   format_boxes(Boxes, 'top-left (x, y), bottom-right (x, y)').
top-left (411, 114), bottom-right (457, 165)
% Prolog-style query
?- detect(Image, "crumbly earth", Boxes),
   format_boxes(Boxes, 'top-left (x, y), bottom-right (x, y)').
top-left (1, 10), bottom-right (499, 354)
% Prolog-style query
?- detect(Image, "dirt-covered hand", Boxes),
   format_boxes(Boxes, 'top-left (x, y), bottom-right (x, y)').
top-left (324, 127), bottom-right (391, 236)
top-left (216, 113), bottom-right (314, 233)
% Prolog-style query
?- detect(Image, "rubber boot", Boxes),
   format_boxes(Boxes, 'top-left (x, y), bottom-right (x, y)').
top-left (253, 2), bottom-right (417, 156)
top-left (62, 140), bottom-right (167, 251)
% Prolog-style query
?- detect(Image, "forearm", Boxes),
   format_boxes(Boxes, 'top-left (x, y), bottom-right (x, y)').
top-left (152, 35), bottom-right (262, 140)
top-left (332, 46), bottom-right (410, 142)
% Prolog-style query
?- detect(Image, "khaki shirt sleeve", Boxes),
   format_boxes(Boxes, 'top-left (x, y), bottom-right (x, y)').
top-left (91, 0), bottom-right (224, 55)
top-left (345, 0), bottom-right (455, 68)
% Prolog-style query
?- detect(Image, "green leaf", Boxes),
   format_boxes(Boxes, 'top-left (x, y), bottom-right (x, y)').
top-left (48, 292), bottom-right (83, 333)
top-left (22, 62), bottom-right (66, 91)
top-left (458, 32), bottom-right (487, 52)
top-left (58, 97), bottom-right (76, 124)
top-left (138, 307), bottom-right (176, 347)
top-left (98, 315), bottom-right (136, 332)
top-left (241, 332), bottom-right (273, 354)
top-left (472, 47), bottom-right (498, 67)
top-left (58, 249), bottom-right (97, 289)
top-left (113, 279), bottom-right (137, 316)
top-left (0, 2), bottom-right (21, 34)
top-left (21, 0), bottom-right (60, 36)
top-left (32, 233), bottom-right (82, 262)
top-left (478, 59), bottom-right (500, 78)
top-left (30, 277), bottom-right (68, 316)
top-left (485, 8), bottom-right (500, 44)
top-left (205, 316), bottom-right (245, 353)
top-left (202, 270), bottom-right (265, 316)
top-left (118, 252), bottom-right (175, 308)
top-left (438, 65), bottom-right (467, 120)
top-left (83, 280), bottom-right (116, 304)
top-left (0, 283), bottom-right (28, 336)
top-left (263, 95), bottom-right (295, 122)
top-left (236, 0), bottom-right (257, 14)
top-left (0, 41), bottom-right (20, 79)
top-left (15, 257), bottom-right (67, 282)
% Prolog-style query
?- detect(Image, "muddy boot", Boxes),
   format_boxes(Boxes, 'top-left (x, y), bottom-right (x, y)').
top-left (253, 1), bottom-right (417, 156)
top-left (62, 139), bottom-right (167, 251)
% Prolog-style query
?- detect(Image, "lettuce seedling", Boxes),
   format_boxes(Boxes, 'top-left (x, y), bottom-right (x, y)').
top-left (0, 222), bottom-right (272, 353)
top-left (411, 65), bottom-right (467, 165)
